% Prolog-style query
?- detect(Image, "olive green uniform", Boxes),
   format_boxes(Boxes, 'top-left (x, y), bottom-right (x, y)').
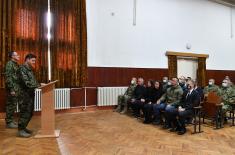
top-left (18, 64), bottom-right (40, 130)
top-left (5, 60), bottom-right (20, 124)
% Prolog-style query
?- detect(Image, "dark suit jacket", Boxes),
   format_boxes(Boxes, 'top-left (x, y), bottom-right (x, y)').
top-left (133, 85), bottom-right (146, 100)
top-left (181, 89), bottom-right (200, 111)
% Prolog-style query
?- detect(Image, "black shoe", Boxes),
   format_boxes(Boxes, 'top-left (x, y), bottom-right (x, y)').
top-left (152, 120), bottom-right (161, 125)
top-left (169, 127), bottom-right (180, 132)
top-left (163, 124), bottom-right (171, 129)
top-left (177, 128), bottom-right (186, 135)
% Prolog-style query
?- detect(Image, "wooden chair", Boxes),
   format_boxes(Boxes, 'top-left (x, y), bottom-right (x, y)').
top-left (201, 92), bottom-right (223, 129)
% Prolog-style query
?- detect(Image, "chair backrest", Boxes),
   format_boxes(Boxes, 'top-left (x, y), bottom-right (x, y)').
top-left (202, 92), bottom-right (221, 118)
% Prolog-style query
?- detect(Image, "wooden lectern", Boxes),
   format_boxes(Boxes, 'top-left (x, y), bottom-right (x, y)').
top-left (35, 80), bottom-right (60, 138)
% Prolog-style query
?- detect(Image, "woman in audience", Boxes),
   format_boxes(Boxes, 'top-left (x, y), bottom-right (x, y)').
top-left (143, 81), bottom-right (164, 124)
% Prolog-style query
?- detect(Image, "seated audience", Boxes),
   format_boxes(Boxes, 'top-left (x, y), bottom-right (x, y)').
top-left (114, 77), bottom-right (137, 114)
top-left (194, 80), bottom-right (204, 101)
top-left (130, 78), bottom-right (146, 117)
top-left (162, 76), bottom-right (170, 92)
top-left (166, 80), bottom-right (200, 135)
top-left (143, 81), bottom-right (164, 124)
top-left (152, 78), bottom-right (183, 127)
top-left (179, 76), bottom-right (188, 92)
top-left (203, 79), bottom-right (219, 97)
top-left (218, 79), bottom-right (235, 116)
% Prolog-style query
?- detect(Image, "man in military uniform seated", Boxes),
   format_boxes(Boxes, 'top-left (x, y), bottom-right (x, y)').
top-left (218, 79), bottom-right (235, 118)
top-left (166, 80), bottom-right (200, 135)
top-left (114, 77), bottom-right (137, 114)
top-left (203, 79), bottom-right (219, 97)
top-left (152, 78), bottom-right (183, 127)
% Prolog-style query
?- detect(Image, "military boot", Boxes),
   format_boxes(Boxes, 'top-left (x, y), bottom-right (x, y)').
top-left (6, 122), bottom-right (18, 129)
top-left (114, 105), bottom-right (121, 112)
top-left (24, 128), bottom-right (33, 134)
top-left (18, 130), bottom-right (31, 138)
top-left (120, 105), bottom-right (128, 114)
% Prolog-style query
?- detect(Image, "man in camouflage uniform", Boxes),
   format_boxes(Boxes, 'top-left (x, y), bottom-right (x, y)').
top-left (153, 78), bottom-right (183, 127)
top-left (114, 77), bottom-right (137, 114)
top-left (218, 79), bottom-right (235, 113)
top-left (203, 79), bottom-right (219, 97)
top-left (5, 51), bottom-right (20, 128)
top-left (18, 54), bottom-right (40, 138)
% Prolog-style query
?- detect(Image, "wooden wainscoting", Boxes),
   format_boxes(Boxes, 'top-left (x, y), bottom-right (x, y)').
top-left (0, 67), bottom-right (235, 113)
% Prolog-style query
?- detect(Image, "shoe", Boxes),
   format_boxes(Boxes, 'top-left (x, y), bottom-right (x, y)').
top-left (152, 120), bottom-right (161, 125)
top-left (163, 124), bottom-right (171, 129)
top-left (143, 120), bottom-right (151, 124)
top-left (24, 128), bottom-right (33, 134)
top-left (120, 107), bottom-right (128, 114)
top-left (6, 122), bottom-right (18, 129)
top-left (18, 130), bottom-right (32, 138)
top-left (177, 128), bottom-right (186, 135)
top-left (169, 127), bottom-right (180, 132)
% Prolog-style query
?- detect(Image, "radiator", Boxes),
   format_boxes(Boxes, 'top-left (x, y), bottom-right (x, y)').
top-left (34, 88), bottom-right (70, 111)
top-left (97, 87), bottom-right (128, 106)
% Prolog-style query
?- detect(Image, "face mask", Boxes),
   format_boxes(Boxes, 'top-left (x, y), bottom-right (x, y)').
top-left (167, 82), bottom-right (171, 86)
top-left (131, 80), bottom-right (135, 84)
top-left (222, 83), bottom-right (228, 87)
top-left (208, 82), bottom-right (213, 86)
top-left (163, 80), bottom-right (167, 83)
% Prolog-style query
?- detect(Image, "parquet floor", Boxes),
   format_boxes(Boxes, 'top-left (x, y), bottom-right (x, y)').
top-left (1, 110), bottom-right (235, 155)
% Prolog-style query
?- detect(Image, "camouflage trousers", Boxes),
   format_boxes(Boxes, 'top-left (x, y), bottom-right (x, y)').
top-left (118, 95), bottom-right (131, 106)
top-left (18, 91), bottom-right (35, 130)
top-left (5, 91), bottom-right (19, 124)
top-left (222, 104), bottom-right (232, 113)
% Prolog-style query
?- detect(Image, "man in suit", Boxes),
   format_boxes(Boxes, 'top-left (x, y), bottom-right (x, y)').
top-left (167, 80), bottom-right (200, 135)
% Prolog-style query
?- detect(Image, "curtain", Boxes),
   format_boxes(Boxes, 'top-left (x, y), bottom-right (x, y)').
top-left (168, 55), bottom-right (177, 79)
top-left (198, 57), bottom-right (207, 87)
top-left (50, 0), bottom-right (87, 87)
top-left (0, 0), bottom-right (87, 88)
top-left (0, 0), bottom-right (48, 88)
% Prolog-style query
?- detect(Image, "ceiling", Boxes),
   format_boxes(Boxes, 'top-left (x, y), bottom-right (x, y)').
top-left (210, 0), bottom-right (235, 7)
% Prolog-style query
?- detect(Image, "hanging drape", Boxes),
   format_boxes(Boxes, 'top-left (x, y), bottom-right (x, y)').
top-left (50, 0), bottom-right (87, 87)
top-left (167, 55), bottom-right (177, 79)
top-left (0, 0), bottom-right (48, 88)
top-left (198, 57), bottom-right (207, 87)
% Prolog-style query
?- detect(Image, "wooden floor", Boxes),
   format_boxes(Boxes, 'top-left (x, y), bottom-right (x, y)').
top-left (1, 110), bottom-right (235, 155)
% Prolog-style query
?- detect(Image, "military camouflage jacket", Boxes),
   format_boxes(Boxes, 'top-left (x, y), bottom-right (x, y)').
top-left (18, 63), bottom-right (40, 92)
top-left (160, 85), bottom-right (183, 106)
top-left (5, 60), bottom-right (20, 92)
top-left (124, 84), bottom-right (137, 97)
top-left (218, 86), bottom-right (235, 105)
top-left (203, 84), bottom-right (219, 95)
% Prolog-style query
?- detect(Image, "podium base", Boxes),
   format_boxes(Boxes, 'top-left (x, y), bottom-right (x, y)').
top-left (34, 130), bottom-right (60, 138)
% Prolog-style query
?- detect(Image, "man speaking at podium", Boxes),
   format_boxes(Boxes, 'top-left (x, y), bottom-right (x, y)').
top-left (18, 53), bottom-right (40, 138)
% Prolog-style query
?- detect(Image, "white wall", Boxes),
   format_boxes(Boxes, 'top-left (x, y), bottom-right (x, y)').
top-left (86, 0), bottom-right (235, 70)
